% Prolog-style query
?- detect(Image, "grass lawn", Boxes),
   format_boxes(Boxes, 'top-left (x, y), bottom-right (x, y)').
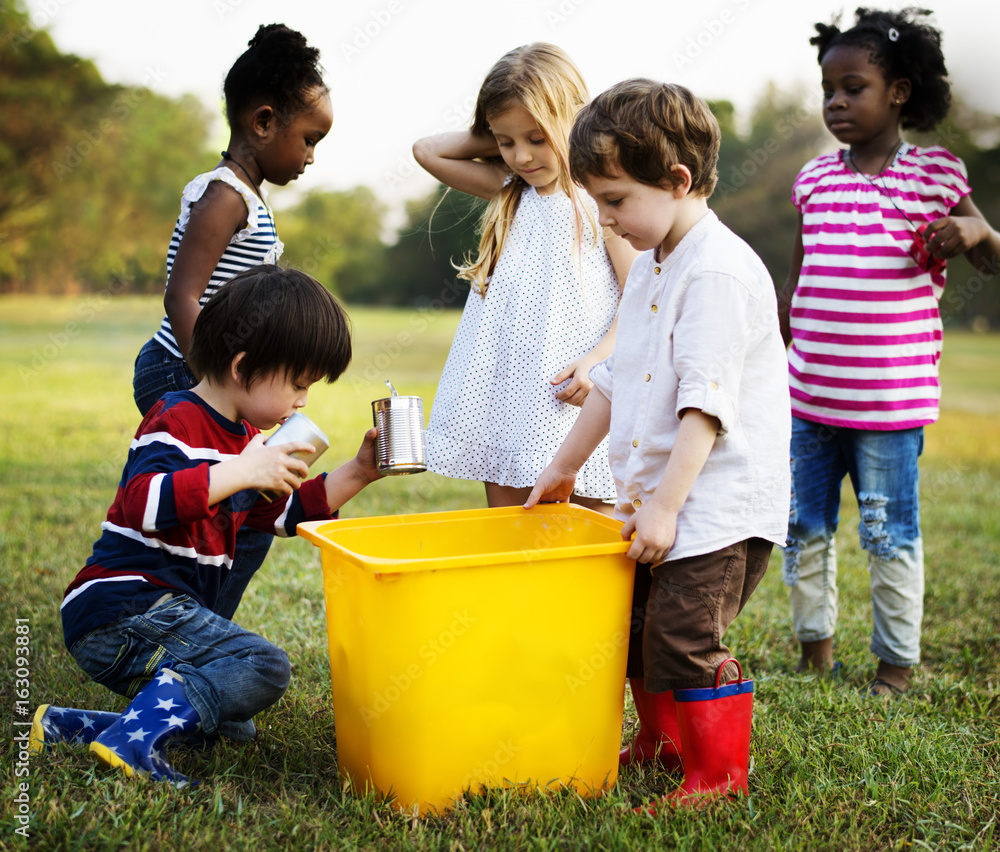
top-left (1, 295), bottom-right (998, 851)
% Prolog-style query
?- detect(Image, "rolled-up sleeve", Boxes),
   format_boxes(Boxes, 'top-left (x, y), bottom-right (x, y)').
top-left (672, 272), bottom-right (757, 436)
top-left (676, 380), bottom-right (737, 435)
top-left (589, 353), bottom-right (614, 401)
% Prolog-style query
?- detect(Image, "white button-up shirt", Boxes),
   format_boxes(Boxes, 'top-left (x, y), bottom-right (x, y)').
top-left (590, 211), bottom-right (790, 561)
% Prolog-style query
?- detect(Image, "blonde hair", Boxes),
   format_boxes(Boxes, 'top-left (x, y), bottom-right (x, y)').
top-left (455, 43), bottom-right (594, 296)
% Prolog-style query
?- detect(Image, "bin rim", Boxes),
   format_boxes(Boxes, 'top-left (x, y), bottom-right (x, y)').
top-left (297, 504), bottom-right (633, 575)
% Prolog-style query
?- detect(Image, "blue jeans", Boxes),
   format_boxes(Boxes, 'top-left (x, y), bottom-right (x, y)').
top-left (132, 337), bottom-right (197, 416)
top-left (132, 338), bottom-right (273, 618)
top-left (781, 417), bottom-right (924, 667)
top-left (69, 595), bottom-right (290, 735)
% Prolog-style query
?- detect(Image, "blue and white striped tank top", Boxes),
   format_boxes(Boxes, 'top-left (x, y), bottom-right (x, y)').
top-left (153, 167), bottom-right (284, 358)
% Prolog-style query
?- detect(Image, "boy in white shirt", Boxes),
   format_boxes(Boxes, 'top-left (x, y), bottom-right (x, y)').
top-left (525, 79), bottom-right (790, 809)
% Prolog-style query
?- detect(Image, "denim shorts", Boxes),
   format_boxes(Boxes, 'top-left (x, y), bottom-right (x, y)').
top-left (133, 338), bottom-right (197, 417)
top-left (69, 595), bottom-right (290, 734)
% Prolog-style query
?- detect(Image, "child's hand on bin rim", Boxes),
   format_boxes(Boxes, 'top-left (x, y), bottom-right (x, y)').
top-left (523, 463), bottom-right (577, 509)
top-left (620, 501), bottom-right (677, 566)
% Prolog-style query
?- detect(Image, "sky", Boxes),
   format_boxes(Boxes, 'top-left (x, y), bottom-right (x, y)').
top-left (24, 0), bottom-right (1000, 218)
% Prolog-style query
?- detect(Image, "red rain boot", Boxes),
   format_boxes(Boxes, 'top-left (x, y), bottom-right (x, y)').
top-left (619, 678), bottom-right (682, 771)
top-left (637, 658), bottom-right (753, 812)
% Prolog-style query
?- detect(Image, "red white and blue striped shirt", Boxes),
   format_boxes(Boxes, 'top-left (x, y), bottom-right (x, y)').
top-left (153, 168), bottom-right (283, 359)
top-left (61, 391), bottom-right (333, 648)
top-left (788, 144), bottom-right (970, 430)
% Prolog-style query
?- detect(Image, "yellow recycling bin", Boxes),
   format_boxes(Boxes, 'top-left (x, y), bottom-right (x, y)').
top-left (298, 504), bottom-right (636, 815)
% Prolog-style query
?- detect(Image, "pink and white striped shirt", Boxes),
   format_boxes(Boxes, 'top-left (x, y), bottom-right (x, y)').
top-left (788, 144), bottom-right (970, 430)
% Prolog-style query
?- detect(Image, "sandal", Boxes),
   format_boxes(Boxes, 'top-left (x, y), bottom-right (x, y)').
top-left (867, 677), bottom-right (907, 697)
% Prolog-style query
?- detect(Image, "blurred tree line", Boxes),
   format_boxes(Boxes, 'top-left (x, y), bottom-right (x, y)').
top-left (3, 4), bottom-right (998, 325)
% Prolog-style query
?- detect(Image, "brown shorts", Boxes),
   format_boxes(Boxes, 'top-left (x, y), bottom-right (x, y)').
top-left (626, 537), bottom-right (773, 691)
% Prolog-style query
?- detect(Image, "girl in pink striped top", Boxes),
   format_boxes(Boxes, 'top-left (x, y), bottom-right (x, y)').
top-left (777, 8), bottom-right (1000, 696)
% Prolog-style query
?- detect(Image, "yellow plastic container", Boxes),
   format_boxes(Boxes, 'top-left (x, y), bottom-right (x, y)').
top-left (298, 504), bottom-right (635, 815)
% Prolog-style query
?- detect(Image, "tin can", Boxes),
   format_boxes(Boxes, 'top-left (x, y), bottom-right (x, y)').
top-left (258, 412), bottom-right (330, 502)
top-left (372, 395), bottom-right (426, 475)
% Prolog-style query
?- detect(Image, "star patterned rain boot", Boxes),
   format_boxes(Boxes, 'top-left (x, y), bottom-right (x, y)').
top-left (89, 664), bottom-right (202, 788)
top-left (30, 705), bottom-right (120, 753)
top-left (619, 678), bottom-right (683, 771)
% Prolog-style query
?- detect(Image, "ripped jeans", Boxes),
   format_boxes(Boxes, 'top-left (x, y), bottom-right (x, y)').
top-left (782, 417), bottom-right (924, 667)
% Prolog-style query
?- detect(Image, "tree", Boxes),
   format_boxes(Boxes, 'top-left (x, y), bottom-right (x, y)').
top-left (3, 3), bottom-right (997, 325)
top-left (710, 85), bottom-right (829, 289)
top-left (1, 6), bottom-right (105, 287)
top-left (277, 187), bottom-right (387, 301)
top-left (380, 185), bottom-right (485, 307)
top-left (914, 103), bottom-right (1000, 327)
top-left (0, 4), bottom-right (210, 292)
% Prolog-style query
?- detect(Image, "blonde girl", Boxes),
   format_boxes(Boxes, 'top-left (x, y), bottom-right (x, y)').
top-left (413, 43), bottom-right (636, 513)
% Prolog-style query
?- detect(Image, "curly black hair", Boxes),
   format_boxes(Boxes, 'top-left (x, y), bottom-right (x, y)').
top-left (224, 24), bottom-right (327, 128)
top-left (811, 7), bottom-right (950, 132)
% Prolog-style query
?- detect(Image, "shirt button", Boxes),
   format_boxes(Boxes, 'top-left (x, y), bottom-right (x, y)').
top-left (653, 267), bottom-right (661, 274)
top-left (632, 439), bottom-right (639, 448)
top-left (651, 304), bottom-right (658, 314)
top-left (633, 498), bottom-right (642, 508)
top-left (710, 381), bottom-right (719, 390)
top-left (644, 374), bottom-right (651, 382)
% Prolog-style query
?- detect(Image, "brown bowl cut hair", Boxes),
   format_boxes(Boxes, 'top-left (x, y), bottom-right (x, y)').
top-left (570, 79), bottom-right (720, 197)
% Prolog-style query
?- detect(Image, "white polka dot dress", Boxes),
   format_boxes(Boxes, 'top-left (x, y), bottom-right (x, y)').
top-left (426, 185), bottom-right (620, 499)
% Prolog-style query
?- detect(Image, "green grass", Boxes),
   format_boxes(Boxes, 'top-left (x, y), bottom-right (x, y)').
top-left (2, 295), bottom-right (998, 851)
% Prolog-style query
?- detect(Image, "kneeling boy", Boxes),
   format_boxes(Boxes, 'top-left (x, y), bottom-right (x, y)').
top-left (36, 265), bottom-right (381, 786)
